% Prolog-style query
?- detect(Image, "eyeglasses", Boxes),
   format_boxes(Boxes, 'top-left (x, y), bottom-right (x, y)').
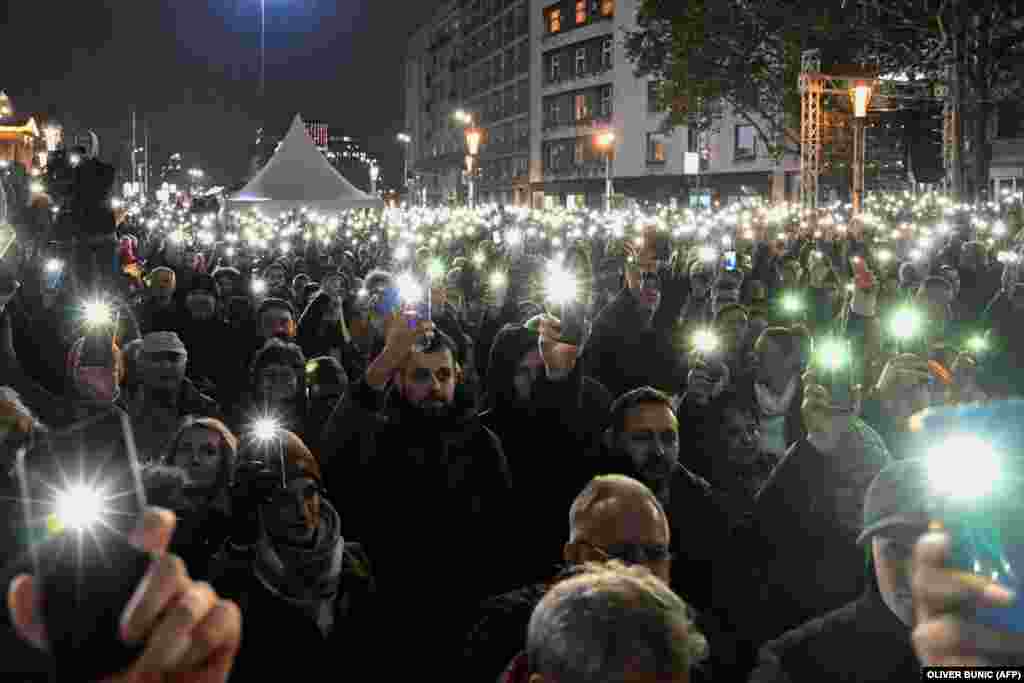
top-left (577, 539), bottom-right (673, 565)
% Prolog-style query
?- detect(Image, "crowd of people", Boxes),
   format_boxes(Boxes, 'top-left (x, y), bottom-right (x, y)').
top-left (0, 183), bottom-right (1023, 681)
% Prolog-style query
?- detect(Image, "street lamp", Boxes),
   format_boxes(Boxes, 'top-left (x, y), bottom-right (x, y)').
top-left (369, 164), bottom-right (380, 196)
top-left (595, 130), bottom-right (616, 211)
top-left (850, 80), bottom-right (873, 216)
top-left (396, 132), bottom-right (412, 204)
top-left (464, 125), bottom-right (483, 209)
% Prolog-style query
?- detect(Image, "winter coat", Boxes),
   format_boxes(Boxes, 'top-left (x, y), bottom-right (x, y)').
top-left (209, 533), bottom-right (376, 679)
top-left (479, 324), bottom-right (612, 583)
top-left (749, 587), bottom-right (918, 683)
top-left (321, 377), bottom-right (515, 670)
top-left (585, 288), bottom-right (688, 399)
top-left (176, 315), bottom-right (232, 397)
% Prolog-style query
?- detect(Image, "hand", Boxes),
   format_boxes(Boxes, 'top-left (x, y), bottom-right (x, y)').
top-left (383, 311), bottom-right (434, 356)
top-left (875, 354), bottom-right (931, 402)
top-left (912, 529), bottom-right (1024, 667)
top-left (801, 369), bottom-right (861, 453)
top-left (686, 358), bottom-right (730, 407)
top-left (535, 313), bottom-right (578, 379)
top-left (7, 507), bottom-right (242, 682)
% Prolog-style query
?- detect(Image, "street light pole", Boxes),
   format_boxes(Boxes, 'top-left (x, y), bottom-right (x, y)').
top-left (595, 130), bottom-right (615, 211)
top-left (260, 0), bottom-right (265, 99)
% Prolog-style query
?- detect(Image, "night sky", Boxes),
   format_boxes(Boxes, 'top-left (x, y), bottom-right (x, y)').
top-left (0, 0), bottom-right (441, 189)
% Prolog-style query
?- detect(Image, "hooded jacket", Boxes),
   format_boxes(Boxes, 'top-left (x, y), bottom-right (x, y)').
top-left (296, 292), bottom-right (365, 380)
top-left (479, 324), bottom-right (612, 583)
top-left (585, 287), bottom-right (688, 398)
top-left (321, 375), bottom-right (514, 671)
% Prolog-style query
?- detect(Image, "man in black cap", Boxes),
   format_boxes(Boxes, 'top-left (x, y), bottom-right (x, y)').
top-left (750, 458), bottom-right (930, 682)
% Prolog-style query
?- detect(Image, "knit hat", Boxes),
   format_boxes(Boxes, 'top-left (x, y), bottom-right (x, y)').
top-left (305, 356), bottom-right (348, 392)
top-left (251, 338), bottom-right (306, 376)
top-left (857, 458), bottom-right (931, 545)
top-left (142, 331), bottom-right (187, 357)
top-left (212, 266), bottom-right (241, 282)
top-left (257, 297), bottom-right (296, 321)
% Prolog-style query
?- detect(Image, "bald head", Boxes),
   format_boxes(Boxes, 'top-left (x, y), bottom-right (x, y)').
top-left (565, 475), bottom-right (671, 582)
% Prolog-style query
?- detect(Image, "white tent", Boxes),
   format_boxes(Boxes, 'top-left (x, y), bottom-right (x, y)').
top-left (228, 114), bottom-right (384, 213)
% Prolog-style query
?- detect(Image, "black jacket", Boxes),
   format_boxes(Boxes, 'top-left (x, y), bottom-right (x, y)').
top-left (321, 377), bottom-right (515, 669)
top-left (585, 288), bottom-right (688, 399)
top-left (479, 324), bottom-right (612, 583)
top-left (750, 587), bottom-right (919, 683)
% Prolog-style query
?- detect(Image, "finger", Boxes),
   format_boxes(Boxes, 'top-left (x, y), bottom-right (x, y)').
top-left (176, 599), bottom-right (243, 675)
top-left (129, 507), bottom-right (176, 555)
top-left (913, 533), bottom-right (1016, 623)
top-left (121, 554), bottom-right (191, 645)
top-left (7, 574), bottom-right (47, 652)
top-left (914, 615), bottom-right (1024, 664)
top-left (134, 582), bottom-right (217, 672)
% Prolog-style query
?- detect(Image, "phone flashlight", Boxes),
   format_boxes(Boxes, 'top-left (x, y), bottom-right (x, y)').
top-left (926, 432), bottom-right (1024, 634)
top-left (16, 409), bottom-right (150, 682)
top-left (816, 337), bottom-right (854, 412)
top-left (692, 328), bottom-right (720, 355)
top-left (45, 259), bottom-right (65, 290)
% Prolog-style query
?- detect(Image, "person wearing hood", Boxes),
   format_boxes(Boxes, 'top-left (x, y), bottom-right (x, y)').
top-left (209, 428), bottom-right (376, 678)
top-left (750, 458), bottom-right (929, 682)
top-left (680, 262), bottom-right (714, 335)
top-left (744, 327), bottom-right (809, 459)
top-left (321, 314), bottom-right (513, 673)
top-left (120, 331), bottom-right (222, 462)
top-left (731, 370), bottom-right (892, 653)
top-left (142, 416), bottom-right (239, 580)
top-left (135, 266), bottom-right (181, 335)
top-left (296, 290), bottom-right (363, 382)
top-left (585, 246), bottom-right (689, 398)
top-left (178, 272), bottom-right (231, 396)
top-left (305, 355), bottom-right (348, 445)
top-left (480, 315), bottom-right (612, 583)
top-left (235, 338), bottom-right (309, 444)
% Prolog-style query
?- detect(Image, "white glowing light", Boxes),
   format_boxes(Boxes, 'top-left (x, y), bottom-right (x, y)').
top-left (45, 258), bottom-right (62, 273)
top-left (83, 301), bottom-right (113, 327)
top-left (489, 271), bottom-right (507, 289)
top-left (692, 328), bottom-right (719, 354)
top-left (397, 272), bottom-right (423, 303)
top-left (927, 435), bottom-right (1001, 501)
top-left (54, 485), bottom-right (105, 531)
top-left (252, 418), bottom-right (280, 442)
top-left (252, 279), bottom-right (267, 295)
top-left (544, 264), bottom-right (577, 305)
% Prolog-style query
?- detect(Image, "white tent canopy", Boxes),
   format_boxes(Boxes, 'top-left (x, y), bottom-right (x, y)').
top-left (228, 114), bottom-right (384, 213)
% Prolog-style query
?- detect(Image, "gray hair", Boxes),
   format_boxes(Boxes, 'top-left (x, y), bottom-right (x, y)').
top-left (527, 561), bottom-right (709, 682)
top-left (568, 475), bottom-right (668, 542)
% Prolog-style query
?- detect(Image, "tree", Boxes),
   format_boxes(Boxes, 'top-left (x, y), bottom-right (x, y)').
top-left (626, 0), bottom-right (871, 161)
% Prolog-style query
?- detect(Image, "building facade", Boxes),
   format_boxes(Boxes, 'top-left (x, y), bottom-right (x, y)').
top-left (0, 92), bottom-right (43, 173)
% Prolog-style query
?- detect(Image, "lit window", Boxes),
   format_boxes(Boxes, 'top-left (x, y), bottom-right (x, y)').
top-left (576, 47), bottom-right (587, 77)
top-left (734, 124), bottom-right (756, 160)
top-left (600, 0), bottom-right (614, 17)
top-left (602, 38), bottom-right (613, 69)
top-left (646, 133), bottom-right (667, 163)
top-left (575, 94), bottom-right (591, 121)
top-left (550, 54), bottom-right (561, 82)
top-left (576, 0), bottom-right (588, 24)
top-left (548, 8), bottom-right (562, 33)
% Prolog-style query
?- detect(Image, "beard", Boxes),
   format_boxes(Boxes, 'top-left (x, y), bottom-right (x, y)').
top-left (415, 398), bottom-right (452, 420)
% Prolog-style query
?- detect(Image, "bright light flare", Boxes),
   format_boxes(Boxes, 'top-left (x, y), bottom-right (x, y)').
top-left (781, 293), bottom-right (803, 314)
top-left (252, 279), bottom-right (267, 295)
top-left (698, 246), bottom-right (717, 263)
top-left (397, 272), bottom-right (423, 303)
top-left (544, 264), bottom-right (577, 305)
top-left (967, 335), bottom-right (988, 353)
top-left (817, 338), bottom-right (848, 370)
top-left (83, 301), bottom-right (113, 328)
top-left (692, 328), bottom-right (719, 354)
top-left (489, 271), bottom-right (507, 289)
top-left (45, 258), bottom-right (63, 273)
top-left (427, 258), bottom-right (445, 280)
top-left (927, 435), bottom-right (1001, 501)
top-left (252, 418), bottom-right (280, 442)
top-left (889, 307), bottom-right (922, 341)
top-left (52, 485), bottom-right (105, 532)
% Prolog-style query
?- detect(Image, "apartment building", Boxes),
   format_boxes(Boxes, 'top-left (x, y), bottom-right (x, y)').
top-left (404, 0), bottom-right (803, 207)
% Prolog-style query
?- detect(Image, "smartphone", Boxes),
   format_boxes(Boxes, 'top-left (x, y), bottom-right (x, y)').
top-left (373, 286), bottom-right (401, 317)
top-left (944, 486), bottom-right (1024, 633)
top-left (817, 337), bottom-right (855, 412)
top-left (558, 300), bottom-right (588, 347)
top-left (45, 264), bottom-right (65, 291)
top-left (16, 408), bottom-right (150, 681)
top-left (724, 250), bottom-right (738, 271)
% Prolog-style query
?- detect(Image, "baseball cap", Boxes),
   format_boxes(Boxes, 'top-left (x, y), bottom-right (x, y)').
top-left (857, 458), bottom-right (931, 546)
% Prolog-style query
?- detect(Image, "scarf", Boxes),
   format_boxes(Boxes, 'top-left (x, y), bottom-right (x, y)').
top-left (253, 498), bottom-right (346, 637)
top-left (755, 376), bottom-right (798, 418)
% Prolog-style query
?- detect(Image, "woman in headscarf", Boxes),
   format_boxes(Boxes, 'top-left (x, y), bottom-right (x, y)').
top-left (233, 338), bottom-right (310, 443)
top-left (296, 290), bottom-right (364, 383)
top-left (208, 429), bottom-right (376, 677)
top-left (141, 416), bottom-right (238, 580)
